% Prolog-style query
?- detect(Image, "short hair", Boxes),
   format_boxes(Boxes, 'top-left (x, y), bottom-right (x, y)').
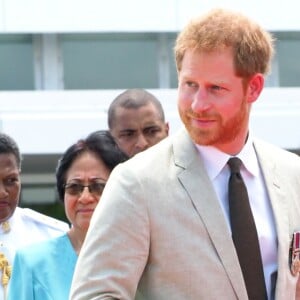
top-left (175, 8), bottom-right (274, 78)
top-left (56, 130), bottom-right (128, 202)
top-left (108, 89), bottom-right (166, 129)
top-left (0, 132), bottom-right (22, 170)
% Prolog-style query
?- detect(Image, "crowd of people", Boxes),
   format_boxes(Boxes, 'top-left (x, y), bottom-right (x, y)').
top-left (0, 88), bottom-right (168, 300)
top-left (1, 7), bottom-right (300, 300)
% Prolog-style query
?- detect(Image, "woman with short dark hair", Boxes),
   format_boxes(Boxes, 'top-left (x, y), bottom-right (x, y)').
top-left (8, 130), bottom-right (128, 300)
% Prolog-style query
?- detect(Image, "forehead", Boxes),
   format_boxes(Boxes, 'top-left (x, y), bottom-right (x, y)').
top-left (67, 152), bottom-right (105, 172)
top-left (180, 48), bottom-right (236, 79)
top-left (0, 153), bottom-right (19, 171)
top-left (112, 103), bottom-right (163, 130)
top-left (66, 152), bottom-right (110, 181)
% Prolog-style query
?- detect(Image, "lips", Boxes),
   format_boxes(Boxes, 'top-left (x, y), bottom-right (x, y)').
top-left (191, 117), bottom-right (216, 128)
top-left (77, 208), bottom-right (94, 214)
top-left (0, 201), bottom-right (9, 208)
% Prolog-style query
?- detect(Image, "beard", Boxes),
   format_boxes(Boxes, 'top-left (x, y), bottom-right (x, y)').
top-left (179, 98), bottom-right (249, 147)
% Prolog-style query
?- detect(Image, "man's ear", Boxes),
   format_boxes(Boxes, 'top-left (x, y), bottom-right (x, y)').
top-left (247, 73), bottom-right (264, 104)
top-left (165, 122), bottom-right (170, 136)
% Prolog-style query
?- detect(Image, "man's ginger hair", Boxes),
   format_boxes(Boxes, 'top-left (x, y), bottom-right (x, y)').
top-left (175, 8), bottom-right (275, 79)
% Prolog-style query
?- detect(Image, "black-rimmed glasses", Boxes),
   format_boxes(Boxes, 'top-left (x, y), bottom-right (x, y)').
top-left (64, 182), bottom-right (106, 197)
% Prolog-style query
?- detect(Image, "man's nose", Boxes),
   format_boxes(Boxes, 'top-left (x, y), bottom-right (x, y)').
top-left (191, 88), bottom-right (211, 112)
top-left (0, 182), bottom-right (8, 197)
top-left (135, 134), bottom-right (149, 151)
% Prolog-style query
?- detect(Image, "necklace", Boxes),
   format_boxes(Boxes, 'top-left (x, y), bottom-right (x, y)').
top-left (0, 252), bottom-right (11, 299)
top-left (1, 222), bottom-right (10, 234)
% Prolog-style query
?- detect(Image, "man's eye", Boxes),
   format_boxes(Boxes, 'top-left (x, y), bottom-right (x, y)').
top-left (145, 128), bottom-right (160, 135)
top-left (5, 178), bottom-right (19, 186)
top-left (210, 85), bottom-right (223, 91)
top-left (186, 81), bottom-right (197, 88)
top-left (120, 132), bottom-right (136, 139)
top-left (121, 133), bottom-right (133, 137)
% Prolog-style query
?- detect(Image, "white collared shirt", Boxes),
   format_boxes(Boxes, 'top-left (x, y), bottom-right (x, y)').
top-left (195, 135), bottom-right (277, 300)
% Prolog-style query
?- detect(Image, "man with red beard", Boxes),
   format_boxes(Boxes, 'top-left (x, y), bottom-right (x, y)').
top-left (70, 9), bottom-right (300, 300)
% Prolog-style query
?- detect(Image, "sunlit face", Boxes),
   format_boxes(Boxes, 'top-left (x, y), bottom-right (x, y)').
top-left (64, 152), bottom-right (110, 232)
top-left (178, 48), bottom-right (252, 154)
top-left (110, 103), bottom-right (169, 157)
top-left (0, 153), bottom-right (21, 223)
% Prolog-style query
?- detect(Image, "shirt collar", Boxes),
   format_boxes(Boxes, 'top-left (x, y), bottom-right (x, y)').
top-left (195, 133), bottom-right (259, 180)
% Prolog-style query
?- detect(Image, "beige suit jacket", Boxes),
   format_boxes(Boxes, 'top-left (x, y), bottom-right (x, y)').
top-left (70, 128), bottom-right (300, 300)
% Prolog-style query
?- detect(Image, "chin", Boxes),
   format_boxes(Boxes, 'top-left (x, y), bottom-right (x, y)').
top-left (187, 128), bottom-right (216, 145)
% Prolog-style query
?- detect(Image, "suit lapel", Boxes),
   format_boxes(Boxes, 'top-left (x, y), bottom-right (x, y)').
top-left (172, 129), bottom-right (248, 299)
top-left (254, 140), bottom-right (290, 297)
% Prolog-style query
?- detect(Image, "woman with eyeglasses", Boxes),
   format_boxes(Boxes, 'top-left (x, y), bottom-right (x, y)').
top-left (7, 130), bottom-right (128, 300)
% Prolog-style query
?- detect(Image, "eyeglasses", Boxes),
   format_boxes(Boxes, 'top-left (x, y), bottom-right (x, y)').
top-left (64, 182), bottom-right (106, 197)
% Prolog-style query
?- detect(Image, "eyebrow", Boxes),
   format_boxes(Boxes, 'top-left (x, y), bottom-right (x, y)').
top-left (68, 177), bottom-right (106, 182)
top-left (144, 124), bottom-right (162, 130)
top-left (119, 129), bottom-right (137, 133)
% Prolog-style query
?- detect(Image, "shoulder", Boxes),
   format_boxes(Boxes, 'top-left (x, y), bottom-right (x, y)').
top-left (110, 130), bottom-right (189, 183)
top-left (19, 208), bottom-right (69, 232)
top-left (253, 139), bottom-right (300, 185)
top-left (17, 234), bottom-right (69, 258)
top-left (125, 133), bottom-right (176, 169)
top-left (254, 138), bottom-right (300, 164)
top-left (11, 235), bottom-right (69, 282)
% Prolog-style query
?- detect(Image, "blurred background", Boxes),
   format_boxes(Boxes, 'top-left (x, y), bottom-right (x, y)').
top-left (1, 0), bottom-right (300, 221)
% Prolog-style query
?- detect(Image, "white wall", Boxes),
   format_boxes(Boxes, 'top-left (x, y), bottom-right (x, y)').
top-left (1, 0), bottom-right (300, 33)
top-left (1, 88), bottom-right (300, 154)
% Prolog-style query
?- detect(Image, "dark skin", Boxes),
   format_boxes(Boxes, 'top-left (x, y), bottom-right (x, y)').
top-left (110, 103), bottom-right (169, 157)
top-left (0, 153), bottom-right (21, 223)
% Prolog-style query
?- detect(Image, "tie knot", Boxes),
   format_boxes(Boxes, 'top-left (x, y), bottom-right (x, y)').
top-left (228, 157), bottom-right (242, 173)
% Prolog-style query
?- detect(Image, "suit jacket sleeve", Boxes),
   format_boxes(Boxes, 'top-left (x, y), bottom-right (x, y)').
top-left (296, 277), bottom-right (300, 299)
top-left (70, 162), bottom-right (150, 300)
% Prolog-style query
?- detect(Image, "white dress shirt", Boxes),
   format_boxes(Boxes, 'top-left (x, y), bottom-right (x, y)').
top-left (195, 135), bottom-right (277, 300)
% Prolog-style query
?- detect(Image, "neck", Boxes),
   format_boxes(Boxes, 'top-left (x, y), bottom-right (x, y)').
top-left (216, 130), bottom-right (249, 156)
top-left (67, 228), bottom-right (86, 255)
